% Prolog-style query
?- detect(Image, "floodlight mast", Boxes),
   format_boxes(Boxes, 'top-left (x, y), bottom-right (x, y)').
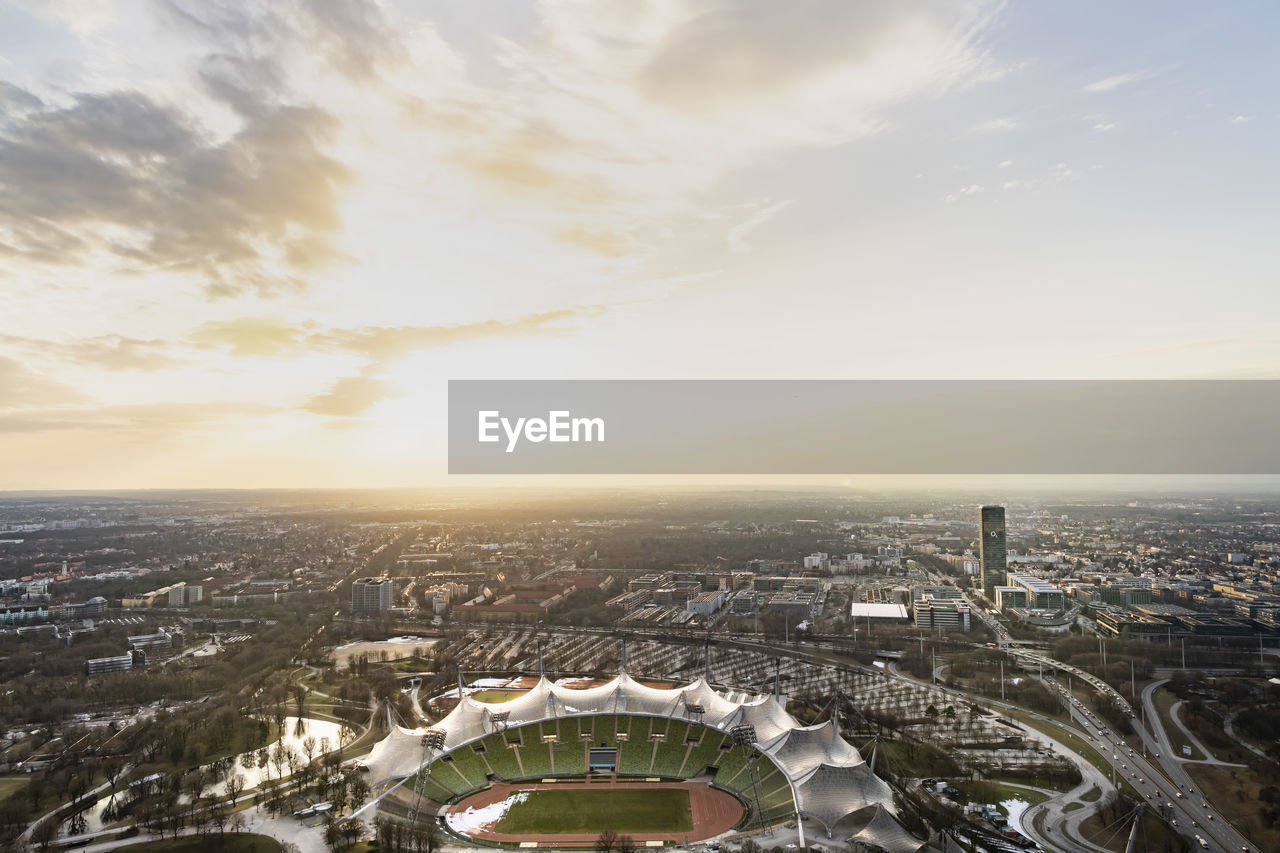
top-left (490, 709), bottom-right (510, 733)
top-left (730, 724), bottom-right (770, 837)
top-left (680, 691), bottom-right (705, 723)
top-left (409, 728), bottom-right (448, 825)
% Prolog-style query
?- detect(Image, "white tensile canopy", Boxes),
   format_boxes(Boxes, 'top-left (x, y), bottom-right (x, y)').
top-left (362, 669), bottom-right (901, 838)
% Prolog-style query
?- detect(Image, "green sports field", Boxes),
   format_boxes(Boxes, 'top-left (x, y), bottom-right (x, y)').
top-left (495, 788), bottom-right (693, 834)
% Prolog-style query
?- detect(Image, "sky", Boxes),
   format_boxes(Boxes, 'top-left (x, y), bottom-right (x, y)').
top-left (0, 0), bottom-right (1277, 489)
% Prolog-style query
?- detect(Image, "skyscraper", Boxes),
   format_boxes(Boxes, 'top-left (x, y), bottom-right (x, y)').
top-left (979, 505), bottom-right (1007, 596)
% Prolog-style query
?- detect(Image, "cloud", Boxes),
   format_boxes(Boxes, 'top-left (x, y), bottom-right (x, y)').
top-left (0, 0), bottom-right (405, 297)
top-left (557, 226), bottom-right (635, 258)
top-left (0, 334), bottom-right (182, 371)
top-left (188, 306), bottom-right (603, 417)
top-left (292, 0), bottom-right (407, 83)
top-left (974, 117), bottom-right (1019, 133)
top-left (309, 308), bottom-right (602, 416)
top-left (0, 357), bottom-right (87, 407)
top-left (303, 374), bottom-right (392, 416)
top-left (1093, 122), bottom-right (1116, 132)
top-left (1231, 115), bottom-right (1255, 124)
top-left (637, 0), bottom-right (929, 107)
top-left (1082, 69), bottom-right (1158, 93)
top-left (189, 318), bottom-right (307, 356)
top-left (413, 0), bottom-right (1005, 257)
top-left (0, 401), bottom-right (275, 434)
top-left (944, 184), bottom-right (985, 203)
top-left (727, 201), bottom-right (792, 254)
top-left (307, 307), bottom-right (604, 362)
top-left (1001, 162), bottom-right (1075, 191)
top-left (0, 82), bottom-right (353, 297)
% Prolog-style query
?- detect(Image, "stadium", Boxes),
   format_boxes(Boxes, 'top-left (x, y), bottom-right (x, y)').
top-left (361, 666), bottom-right (926, 850)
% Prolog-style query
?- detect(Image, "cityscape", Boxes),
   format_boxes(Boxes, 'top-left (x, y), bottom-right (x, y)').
top-left (2, 1), bottom-right (1277, 852)
top-left (1, 489), bottom-right (1279, 852)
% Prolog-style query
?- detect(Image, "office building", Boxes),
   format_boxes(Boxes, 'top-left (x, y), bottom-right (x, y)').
top-left (1007, 574), bottom-right (1065, 611)
top-left (86, 649), bottom-right (146, 676)
top-left (914, 596), bottom-right (971, 632)
top-left (352, 577), bottom-right (394, 613)
top-left (980, 505), bottom-right (1007, 596)
top-left (994, 586), bottom-right (1027, 609)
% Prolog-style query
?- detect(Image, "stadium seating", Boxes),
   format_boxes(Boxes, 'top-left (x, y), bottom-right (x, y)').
top-left (617, 733), bottom-right (652, 775)
top-left (712, 746), bottom-right (749, 788)
top-left (430, 714), bottom-right (796, 825)
top-left (413, 771), bottom-right (457, 804)
top-left (650, 722), bottom-right (691, 777)
top-left (551, 719), bottom-right (587, 774)
top-left (475, 733), bottom-right (522, 781)
top-left (677, 728), bottom-right (724, 776)
top-left (427, 748), bottom-right (488, 795)
top-left (515, 740), bottom-right (553, 778)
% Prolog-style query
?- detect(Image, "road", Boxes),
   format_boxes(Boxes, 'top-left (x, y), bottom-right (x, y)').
top-left (709, 618), bottom-right (1260, 853)
top-left (1131, 679), bottom-right (1257, 852)
top-left (886, 661), bottom-right (1113, 853)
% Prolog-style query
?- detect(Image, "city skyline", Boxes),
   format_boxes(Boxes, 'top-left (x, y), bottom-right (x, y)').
top-left (1, 2), bottom-right (1277, 488)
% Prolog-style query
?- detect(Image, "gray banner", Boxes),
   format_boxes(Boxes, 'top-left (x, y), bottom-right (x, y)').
top-left (448, 380), bottom-right (1280, 474)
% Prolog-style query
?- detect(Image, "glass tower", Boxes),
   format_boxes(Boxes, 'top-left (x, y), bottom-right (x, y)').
top-left (980, 505), bottom-right (1007, 596)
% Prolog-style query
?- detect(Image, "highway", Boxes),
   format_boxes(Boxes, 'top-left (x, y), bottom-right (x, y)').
top-left (1033, 664), bottom-right (1256, 853)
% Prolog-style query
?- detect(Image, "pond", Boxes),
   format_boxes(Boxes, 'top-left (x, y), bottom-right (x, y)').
top-left (57, 715), bottom-right (346, 838)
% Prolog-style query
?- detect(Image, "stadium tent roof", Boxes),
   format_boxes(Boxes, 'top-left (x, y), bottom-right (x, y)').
top-left (760, 720), bottom-right (864, 781)
top-left (363, 723), bottom-right (430, 782)
top-left (792, 762), bottom-right (896, 836)
top-left (722, 693), bottom-right (799, 744)
top-left (363, 668), bottom-right (902, 840)
top-left (848, 803), bottom-right (926, 851)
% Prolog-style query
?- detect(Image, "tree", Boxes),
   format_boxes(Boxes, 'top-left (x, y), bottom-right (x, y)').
top-left (349, 773), bottom-right (370, 812)
top-left (225, 772), bottom-right (245, 807)
top-left (596, 829), bottom-right (620, 852)
top-left (323, 816), bottom-right (342, 851)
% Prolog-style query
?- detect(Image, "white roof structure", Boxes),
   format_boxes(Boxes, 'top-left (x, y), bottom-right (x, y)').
top-left (848, 804), bottom-right (927, 852)
top-left (363, 669), bottom-right (912, 840)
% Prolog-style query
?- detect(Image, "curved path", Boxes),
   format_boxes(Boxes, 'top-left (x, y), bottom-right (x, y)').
top-left (1223, 710), bottom-right (1270, 761)
top-left (1169, 701), bottom-right (1244, 767)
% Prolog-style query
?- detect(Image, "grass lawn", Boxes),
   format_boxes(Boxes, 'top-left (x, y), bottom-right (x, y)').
top-left (470, 689), bottom-right (528, 703)
top-left (1187, 763), bottom-right (1280, 853)
top-left (1152, 687), bottom-right (1203, 760)
top-left (115, 833), bottom-right (282, 852)
top-left (1078, 807), bottom-right (1182, 853)
top-left (495, 787), bottom-right (693, 835)
top-left (0, 777), bottom-right (27, 802)
top-left (952, 781), bottom-right (1048, 815)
